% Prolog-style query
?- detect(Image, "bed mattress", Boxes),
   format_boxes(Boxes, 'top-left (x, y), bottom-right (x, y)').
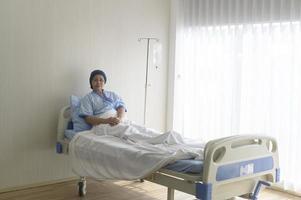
top-left (164, 159), bottom-right (203, 174)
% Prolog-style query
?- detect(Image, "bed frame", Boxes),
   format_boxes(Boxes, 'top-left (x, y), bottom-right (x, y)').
top-left (56, 106), bottom-right (280, 200)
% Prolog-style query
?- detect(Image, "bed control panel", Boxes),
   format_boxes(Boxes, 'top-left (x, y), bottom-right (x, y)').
top-left (240, 163), bottom-right (254, 176)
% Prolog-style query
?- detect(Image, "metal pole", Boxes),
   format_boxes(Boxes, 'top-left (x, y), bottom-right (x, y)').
top-left (138, 37), bottom-right (159, 125)
top-left (143, 38), bottom-right (150, 125)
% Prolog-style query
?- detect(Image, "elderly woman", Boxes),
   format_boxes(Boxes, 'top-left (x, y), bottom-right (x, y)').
top-left (79, 70), bottom-right (126, 127)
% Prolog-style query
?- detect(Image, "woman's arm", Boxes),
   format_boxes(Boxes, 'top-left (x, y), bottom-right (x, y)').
top-left (84, 116), bottom-right (108, 126)
top-left (84, 116), bottom-right (120, 126)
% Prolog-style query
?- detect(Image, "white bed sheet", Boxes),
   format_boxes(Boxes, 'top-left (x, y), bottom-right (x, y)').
top-left (69, 121), bottom-right (205, 180)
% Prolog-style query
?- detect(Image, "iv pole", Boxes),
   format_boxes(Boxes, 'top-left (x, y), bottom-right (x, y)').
top-left (138, 37), bottom-right (159, 125)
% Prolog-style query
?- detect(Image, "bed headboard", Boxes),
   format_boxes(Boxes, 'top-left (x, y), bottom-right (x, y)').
top-left (57, 106), bottom-right (71, 141)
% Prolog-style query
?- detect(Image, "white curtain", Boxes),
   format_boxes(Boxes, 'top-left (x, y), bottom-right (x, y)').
top-left (171, 0), bottom-right (301, 192)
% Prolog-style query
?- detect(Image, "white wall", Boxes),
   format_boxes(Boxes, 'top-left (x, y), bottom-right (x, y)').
top-left (0, 0), bottom-right (170, 190)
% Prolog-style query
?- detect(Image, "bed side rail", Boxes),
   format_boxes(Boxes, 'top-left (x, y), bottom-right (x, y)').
top-left (56, 106), bottom-right (71, 154)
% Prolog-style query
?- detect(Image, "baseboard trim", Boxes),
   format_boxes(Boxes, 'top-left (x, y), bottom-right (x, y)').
top-left (269, 185), bottom-right (301, 197)
top-left (0, 177), bottom-right (78, 194)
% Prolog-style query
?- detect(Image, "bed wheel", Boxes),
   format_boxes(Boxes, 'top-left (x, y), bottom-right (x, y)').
top-left (78, 180), bottom-right (87, 197)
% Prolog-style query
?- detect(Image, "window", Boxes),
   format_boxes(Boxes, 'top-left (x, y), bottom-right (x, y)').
top-left (173, 21), bottom-right (301, 192)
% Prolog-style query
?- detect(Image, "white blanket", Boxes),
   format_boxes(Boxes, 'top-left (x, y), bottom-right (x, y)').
top-left (69, 121), bottom-right (205, 180)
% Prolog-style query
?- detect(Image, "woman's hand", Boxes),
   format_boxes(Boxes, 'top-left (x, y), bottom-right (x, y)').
top-left (117, 107), bottom-right (125, 120)
top-left (106, 117), bottom-right (120, 126)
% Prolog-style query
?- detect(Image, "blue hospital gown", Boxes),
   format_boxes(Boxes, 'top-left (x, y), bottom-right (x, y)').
top-left (79, 90), bottom-right (126, 117)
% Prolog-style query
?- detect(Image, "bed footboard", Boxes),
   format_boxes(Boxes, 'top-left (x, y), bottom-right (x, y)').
top-left (200, 135), bottom-right (279, 200)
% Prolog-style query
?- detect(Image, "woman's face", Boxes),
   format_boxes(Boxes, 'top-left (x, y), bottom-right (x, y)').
top-left (92, 74), bottom-right (105, 91)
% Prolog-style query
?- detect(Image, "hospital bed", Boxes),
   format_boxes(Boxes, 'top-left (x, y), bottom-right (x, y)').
top-left (56, 106), bottom-right (280, 200)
